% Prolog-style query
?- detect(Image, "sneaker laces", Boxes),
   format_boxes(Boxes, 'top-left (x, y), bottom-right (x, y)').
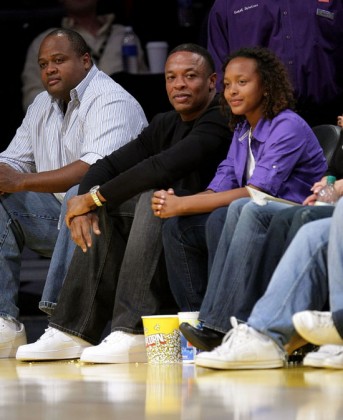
top-left (211, 317), bottom-right (251, 355)
top-left (217, 317), bottom-right (287, 361)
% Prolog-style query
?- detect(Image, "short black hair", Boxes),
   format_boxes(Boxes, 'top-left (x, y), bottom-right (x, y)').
top-left (168, 43), bottom-right (215, 74)
top-left (44, 28), bottom-right (92, 57)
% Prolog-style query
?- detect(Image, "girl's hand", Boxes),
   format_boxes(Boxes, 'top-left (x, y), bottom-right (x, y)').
top-left (151, 188), bottom-right (180, 218)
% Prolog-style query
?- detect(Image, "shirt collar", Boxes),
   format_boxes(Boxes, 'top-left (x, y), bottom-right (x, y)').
top-left (70, 64), bottom-right (97, 101)
top-left (51, 64), bottom-right (98, 108)
top-left (240, 119), bottom-right (267, 144)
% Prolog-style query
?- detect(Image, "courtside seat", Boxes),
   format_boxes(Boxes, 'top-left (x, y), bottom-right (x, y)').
top-left (312, 124), bottom-right (341, 164)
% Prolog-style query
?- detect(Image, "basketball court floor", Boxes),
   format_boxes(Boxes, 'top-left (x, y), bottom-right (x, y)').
top-left (2, 359), bottom-right (342, 419)
top-left (10, 251), bottom-right (343, 419)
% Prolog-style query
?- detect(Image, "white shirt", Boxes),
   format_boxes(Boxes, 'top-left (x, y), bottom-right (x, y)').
top-left (0, 65), bottom-right (148, 201)
top-left (246, 127), bottom-right (256, 179)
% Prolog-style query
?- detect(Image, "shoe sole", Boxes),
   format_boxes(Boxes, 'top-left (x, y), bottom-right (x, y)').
top-left (323, 361), bottom-right (343, 369)
top-left (16, 346), bottom-right (87, 361)
top-left (80, 351), bottom-right (147, 364)
top-left (195, 357), bottom-right (284, 370)
top-left (302, 356), bottom-right (328, 368)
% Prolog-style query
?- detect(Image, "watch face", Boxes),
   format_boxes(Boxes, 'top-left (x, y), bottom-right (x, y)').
top-left (90, 185), bottom-right (100, 193)
top-left (90, 185), bottom-right (103, 206)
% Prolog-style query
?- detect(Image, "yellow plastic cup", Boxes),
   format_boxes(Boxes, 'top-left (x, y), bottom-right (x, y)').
top-left (141, 315), bottom-right (182, 364)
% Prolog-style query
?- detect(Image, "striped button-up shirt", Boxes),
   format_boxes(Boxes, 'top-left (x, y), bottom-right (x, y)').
top-left (0, 65), bottom-right (148, 201)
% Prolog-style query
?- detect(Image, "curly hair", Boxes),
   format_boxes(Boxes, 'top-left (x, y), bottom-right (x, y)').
top-left (219, 47), bottom-right (296, 131)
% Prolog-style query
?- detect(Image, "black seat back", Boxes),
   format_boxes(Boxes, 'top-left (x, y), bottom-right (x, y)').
top-left (312, 124), bottom-right (342, 164)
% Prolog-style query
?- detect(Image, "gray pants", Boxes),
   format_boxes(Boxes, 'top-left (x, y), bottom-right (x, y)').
top-left (49, 191), bottom-right (177, 344)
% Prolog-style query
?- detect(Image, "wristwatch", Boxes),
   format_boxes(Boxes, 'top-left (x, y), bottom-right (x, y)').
top-left (89, 185), bottom-right (103, 207)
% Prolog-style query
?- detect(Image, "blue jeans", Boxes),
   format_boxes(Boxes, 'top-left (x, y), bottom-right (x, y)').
top-left (241, 204), bottom-right (334, 319)
top-left (0, 191), bottom-right (61, 321)
top-left (200, 198), bottom-right (291, 333)
top-left (327, 198), bottom-right (343, 338)
top-left (249, 217), bottom-right (331, 349)
top-left (39, 185), bottom-right (79, 315)
top-left (161, 207), bottom-right (228, 312)
top-left (50, 191), bottom-right (177, 344)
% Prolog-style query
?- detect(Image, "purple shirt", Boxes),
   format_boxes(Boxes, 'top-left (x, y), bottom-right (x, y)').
top-left (207, 110), bottom-right (328, 203)
top-left (207, 0), bottom-right (343, 104)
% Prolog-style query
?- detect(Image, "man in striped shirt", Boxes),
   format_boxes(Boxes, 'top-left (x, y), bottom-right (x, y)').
top-left (0, 28), bottom-right (147, 357)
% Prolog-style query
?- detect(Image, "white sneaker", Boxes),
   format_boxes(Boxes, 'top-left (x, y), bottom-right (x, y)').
top-left (195, 317), bottom-right (286, 370)
top-left (323, 346), bottom-right (343, 369)
top-left (80, 331), bottom-right (147, 364)
top-left (0, 317), bottom-right (27, 358)
top-left (16, 327), bottom-right (92, 361)
top-left (303, 344), bottom-right (342, 367)
top-left (293, 311), bottom-right (343, 345)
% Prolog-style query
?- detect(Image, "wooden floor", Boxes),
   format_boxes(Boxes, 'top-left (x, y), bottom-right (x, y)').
top-left (2, 359), bottom-right (343, 419)
top-left (14, 251), bottom-right (343, 418)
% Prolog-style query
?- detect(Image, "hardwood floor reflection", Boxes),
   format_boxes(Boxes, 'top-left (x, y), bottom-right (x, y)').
top-left (1, 359), bottom-right (343, 419)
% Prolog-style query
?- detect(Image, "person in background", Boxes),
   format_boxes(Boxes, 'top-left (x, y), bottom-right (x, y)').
top-left (21, 0), bottom-right (147, 111)
top-left (338, 114), bottom-right (343, 128)
top-left (152, 47), bottom-right (327, 337)
top-left (195, 196), bottom-right (343, 370)
top-left (15, 43), bottom-right (231, 364)
top-left (207, 0), bottom-right (343, 126)
top-left (0, 28), bottom-right (147, 358)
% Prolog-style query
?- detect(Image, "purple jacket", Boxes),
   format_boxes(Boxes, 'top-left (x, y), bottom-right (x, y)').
top-left (208, 110), bottom-right (328, 204)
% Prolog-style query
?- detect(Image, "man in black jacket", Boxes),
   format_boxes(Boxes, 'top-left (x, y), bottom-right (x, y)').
top-left (16, 43), bottom-right (232, 363)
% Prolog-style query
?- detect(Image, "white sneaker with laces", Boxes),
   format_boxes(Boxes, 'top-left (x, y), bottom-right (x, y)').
top-left (80, 331), bottom-right (147, 364)
top-left (0, 317), bottom-right (27, 358)
top-left (323, 346), bottom-right (343, 369)
top-left (195, 317), bottom-right (286, 370)
top-left (16, 327), bottom-right (92, 361)
top-left (292, 311), bottom-right (343, 345)
top-left (302, 344), bottom-right (343, 367)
